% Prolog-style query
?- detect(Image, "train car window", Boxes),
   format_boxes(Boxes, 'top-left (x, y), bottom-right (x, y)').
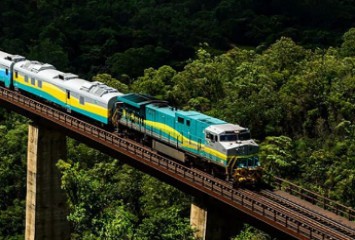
top-left (186, 120), bottom-right (190, 126)
top-left (206, 132), bottom-right (216, 142)
top-left (178, 117), bottom-right (184, 124)
top-left (79, 96), bottom-right (84, 105)
top-left (31, 78), bottom-right (35, 85)
top-left (5, 69), bottom-right (8, 75)
top-left (25, 76), bottom-right (28, 82)
top-left (67, 91), bottom-right (70, 99)
top-left (38, 80), bottom-right (42, 88)
top-left (15, 71), bottom-right (18, 78)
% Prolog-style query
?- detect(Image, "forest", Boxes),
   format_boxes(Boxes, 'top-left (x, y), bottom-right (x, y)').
top-left (0, 0), bottom-right (355, 239)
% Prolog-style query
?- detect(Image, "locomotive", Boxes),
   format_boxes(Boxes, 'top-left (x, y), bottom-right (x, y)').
top-left (0, 50), bottom-right (261, 185)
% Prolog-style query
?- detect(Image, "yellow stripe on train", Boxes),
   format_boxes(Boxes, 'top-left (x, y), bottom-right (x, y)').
top-left (15, 74), bottom-right (108, 117)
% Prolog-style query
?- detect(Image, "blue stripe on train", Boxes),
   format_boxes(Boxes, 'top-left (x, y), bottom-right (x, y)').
top-left (0, 69), bottom-right (12, 87)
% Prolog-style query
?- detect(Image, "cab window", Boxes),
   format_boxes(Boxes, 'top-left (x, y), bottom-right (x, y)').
top-left (206, 132), bottom-right (217, 142)
top-left (220, 134), bottom-right (237, 142)
top-left (178, 117), bottom-right (184, 124)
top-left (238, 131), bottom-right (251, 140)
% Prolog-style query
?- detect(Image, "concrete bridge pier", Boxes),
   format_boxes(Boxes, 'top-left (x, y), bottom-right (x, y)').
top-left (25, 122), bottom-right (70, 240)
top-left (190, 196), bottom-right (297, 240)
top-left (190, 197), bottom-right (242, 240)
top-left (190, 199), bottom-right (207, 239)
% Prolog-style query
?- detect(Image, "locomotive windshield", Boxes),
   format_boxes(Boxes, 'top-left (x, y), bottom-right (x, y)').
top-left (238, 130), bottom-right (251, 140)
top-left (220, 134), bottom-right (237, 142)
top-left (219, 130), bottom-right (251, 142)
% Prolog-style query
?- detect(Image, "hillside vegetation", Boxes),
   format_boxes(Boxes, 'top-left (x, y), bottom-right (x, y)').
top-left (0, 1), bottom-right (354, 239)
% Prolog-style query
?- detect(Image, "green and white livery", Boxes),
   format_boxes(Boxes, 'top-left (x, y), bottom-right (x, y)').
top-left (114, 93), bottom-right (261, 184)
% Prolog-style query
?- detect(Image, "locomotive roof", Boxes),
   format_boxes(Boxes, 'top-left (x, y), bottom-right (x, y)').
top-left (178, 111), bottom-right (226, 125)
top-left (147, 103), bottom-right (226, 125)
top-left (118, 93), bottom-right (168, 108)
top-left (205, 123), bottom-right (245, 135)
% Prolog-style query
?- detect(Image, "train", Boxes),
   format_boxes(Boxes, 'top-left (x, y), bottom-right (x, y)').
top-left (0, 50), bottom-right (261, 186)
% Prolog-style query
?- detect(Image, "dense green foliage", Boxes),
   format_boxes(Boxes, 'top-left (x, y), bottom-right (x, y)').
top-left (1, 0), bottom-right (355, 79)
top-left (232, 224), bottom-right (271, 240)
top-left (1, 1), bottom-right (355, 239)
top-left (0, 110), bottom-right (28, 239)
top-left (57, 141), bottom-right (194, 239)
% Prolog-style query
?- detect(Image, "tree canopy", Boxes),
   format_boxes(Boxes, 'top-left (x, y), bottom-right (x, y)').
top-left (1, 1), bottom-right (355, 239)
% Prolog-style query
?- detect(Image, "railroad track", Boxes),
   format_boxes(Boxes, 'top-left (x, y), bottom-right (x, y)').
top-left (191, 168), bottom-right (353, 239)
top-left (235, 188), bottom-right (350, 240)
top-left (258, 189), bottom-right (355, 238)
top-left (270, 176), bottom-right (355, 221)
top-left (0, 86), bottom-right (354, 240)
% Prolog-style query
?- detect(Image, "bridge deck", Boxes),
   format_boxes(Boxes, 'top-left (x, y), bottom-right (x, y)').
top-left (276, 190), bottom-right (355, 230)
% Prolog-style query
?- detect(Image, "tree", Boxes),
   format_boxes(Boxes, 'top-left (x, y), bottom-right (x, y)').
top-left (341, 28), bottom-right (355, 57)
top-left (257, 37), bottom-right (307, 86)
top-left (57, 159), bottom-right (136, 238)
top-left (0, 113), bottom-right (27, 239)
top-left (168, 48), bottom-right (226, 107)
top-left (131, 65), bottom-right (176, 97)
top-left (57, 139), bottom-right (194, 239)
top-left (301, 150), bottom-right (334, 190)
top-left (135, 207), bottom-right (194, 240)
top-left (135, 176), bottom-right (194, 239)
top-left (232, 224), bottom-right (270, 240)
top-left (260, 136), bottom-right (297, 177)
top-left (28, 38), bottom-right (70, 71)
top-left (107, 46), bottom-right (170, 79)
top-left (92, 73), bottom-right (129, 93)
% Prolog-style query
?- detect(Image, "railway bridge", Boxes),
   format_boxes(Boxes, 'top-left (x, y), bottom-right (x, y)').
top-left (1, 86), bottom-right (355, 240)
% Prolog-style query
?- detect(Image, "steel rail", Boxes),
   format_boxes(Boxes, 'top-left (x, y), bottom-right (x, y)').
top-left (259, 189), bottom-right (355, 238)
top-left (0, 86), bottom-right (352, 240)
top-left (270, 176), bottom-right (355, 221)
top-left (236, 188), bottom-right (346, 240)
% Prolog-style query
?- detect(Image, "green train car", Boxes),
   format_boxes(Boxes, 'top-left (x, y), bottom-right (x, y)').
top-left (114, 93), bottom-right (261, 185)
